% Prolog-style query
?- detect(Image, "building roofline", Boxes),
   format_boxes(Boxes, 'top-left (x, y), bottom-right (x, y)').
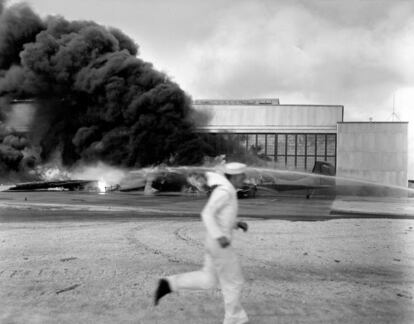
top-left (193, 102), bottom-right (344, 108)
top-left (193, 99), bottom-right (280, 105)
top-left (277, 104), bottom-right (344, 108)
top-left (337, 121), bottom-right (409, 124)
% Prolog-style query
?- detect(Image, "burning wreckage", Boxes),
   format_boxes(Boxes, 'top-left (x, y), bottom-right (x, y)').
top-left (4, 161), bottom-right (337, 199)
top-left (7, 179), bottom-right (103, 192)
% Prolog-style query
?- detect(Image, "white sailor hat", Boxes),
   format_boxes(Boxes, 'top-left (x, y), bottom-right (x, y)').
top-left (224, 162), bottom-right (247, 175)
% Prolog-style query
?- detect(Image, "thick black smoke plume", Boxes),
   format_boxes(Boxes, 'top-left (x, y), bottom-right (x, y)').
top-left (0, 2), bottom-right (212, 176)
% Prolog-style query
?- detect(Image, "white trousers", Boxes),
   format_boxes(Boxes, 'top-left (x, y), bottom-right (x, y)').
top-left (168, 246), bottom-right (248, 324)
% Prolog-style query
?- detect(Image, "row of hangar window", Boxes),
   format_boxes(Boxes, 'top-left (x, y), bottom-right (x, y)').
top-left (200, 133), bottom-right (337, 171)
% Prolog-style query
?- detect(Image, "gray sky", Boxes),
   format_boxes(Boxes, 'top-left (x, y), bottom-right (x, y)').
top-left (7, 0), bottom-right (414, 177)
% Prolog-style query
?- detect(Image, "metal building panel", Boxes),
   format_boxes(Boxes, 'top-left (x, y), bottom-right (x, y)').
top-left (194, 104), bottom-right (343, 133)
top-left (336, 122), bottom-right (408, 187)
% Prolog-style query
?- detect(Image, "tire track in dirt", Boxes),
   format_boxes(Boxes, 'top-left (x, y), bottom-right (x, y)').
top-left (173, 221), bottom-right (277, 272)
top-left (128, 220), bottom-right (276, 270)
top-left (174, 226), bottom-right (203, 248)
top-left (0, 267), bottom-right (96, 280)
top-left (125, 223), bottom-right (198, 265)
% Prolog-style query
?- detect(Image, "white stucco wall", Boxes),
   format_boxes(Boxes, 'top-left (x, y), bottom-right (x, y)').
top-left (337, 122), bottom-right (408, 187)
top-left (194, 103), bottom-right (344, 133)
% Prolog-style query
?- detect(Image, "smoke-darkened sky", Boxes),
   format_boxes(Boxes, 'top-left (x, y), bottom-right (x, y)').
top-left (5, 0), bottom-right (414, 177)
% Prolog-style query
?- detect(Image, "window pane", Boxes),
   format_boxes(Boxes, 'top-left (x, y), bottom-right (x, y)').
top-left (230, 134), bottom-right (240, 154)
top-left (316, 135), bottom-right (326, 156)
top-left (257, 134), bottom-right (266, 155)
top-left (237, 134), bottom-right (246, 152)
top-left (326, 157), bottom-right (336, 167)
top-left (210, 134), bottom-right (218, 151)
top-left (277, 134), bottom-right (286, 157)
top-left (306, 157), bottom-right (315, 171)
top-left (266, 134), bottom-right (275, 156)
top-left (275, 156), bottom-right (286, 169)
top-left (297, 134), bottom-right (305, 155)
top-left (307, 134), bottom-right (315, 155)
top-left (225, 134), bottom-right (232, 154)
top-left (327, 134), bottom-right (336, 156)
top-left (287, 134), bottom-right (296, 155)
top-left (230, 134), bottom-right (239, 154)
top-left (296, 156), bottom-right (305, 170)
top-left (247, 134), bottom-right (256, 151)
top-left (222, 134), bottom-right (229, 154)
top-left (286, 156), bottom-right (295, 169)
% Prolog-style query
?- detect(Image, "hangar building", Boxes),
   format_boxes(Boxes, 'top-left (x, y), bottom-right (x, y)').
top-left (193, 99), bottom-right (408, 187)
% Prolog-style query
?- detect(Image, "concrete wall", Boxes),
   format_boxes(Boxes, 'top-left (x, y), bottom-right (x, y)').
top-left (194, 103), bottom-right (344, 133)
top-left (337, 122), bottom-right (408, 187)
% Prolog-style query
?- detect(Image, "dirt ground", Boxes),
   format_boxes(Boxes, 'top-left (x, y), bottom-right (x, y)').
top-left (1, 193), bottom-right (414, 323)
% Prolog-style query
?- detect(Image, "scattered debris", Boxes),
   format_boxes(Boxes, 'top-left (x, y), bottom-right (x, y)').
top-left (396, 293), bottom-right (412, 299)
top-left (60, 257), bottom-right (78, 262)
top-left (56, 284), bottom-right (81, 295)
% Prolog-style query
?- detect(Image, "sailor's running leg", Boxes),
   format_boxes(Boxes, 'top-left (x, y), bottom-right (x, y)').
top-left (167, 253), bottom-right (218, 292)
top-left (215, 247), bottom-right (248, 324)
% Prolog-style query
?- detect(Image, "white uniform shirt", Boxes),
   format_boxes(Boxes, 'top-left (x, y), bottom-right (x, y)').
top-left (201, 172), bottom-right (238, 245)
